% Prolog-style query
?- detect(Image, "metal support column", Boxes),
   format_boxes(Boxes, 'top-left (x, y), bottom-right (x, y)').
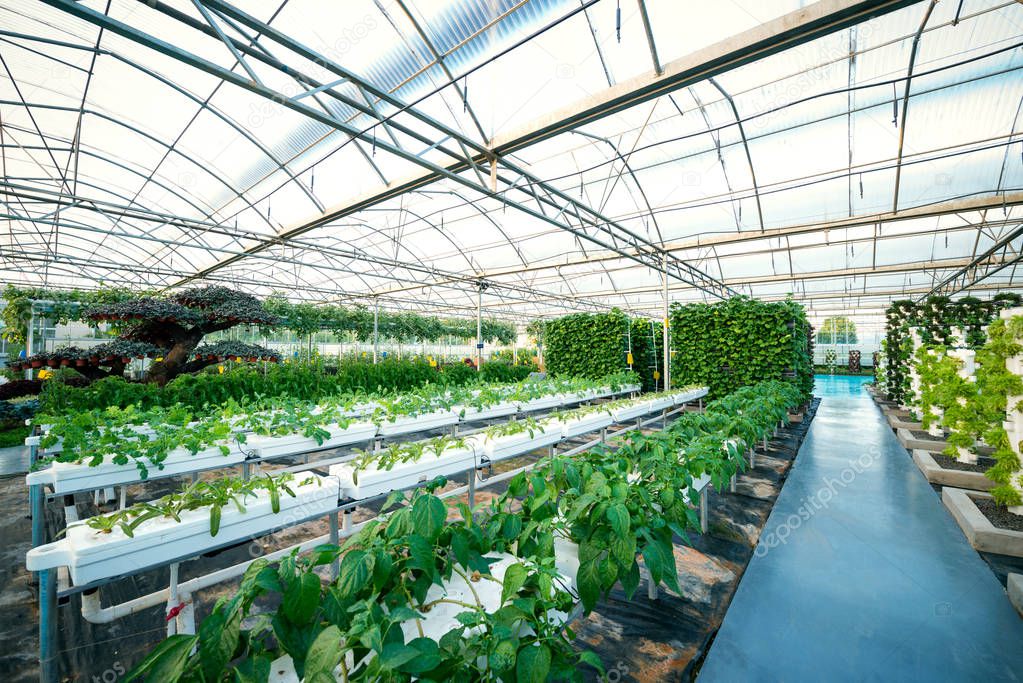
top-left (372, 298), bottom-right (379, 365)
top-left (24, 307), bottom-right (35, 381)
top-left (475, 281), bottom-right (489, 372)
top-left (328, 513), bottom-right (340, 580)
top-left (39, 568), bottom-right (57, 683)
top-left (662, 252), bottom-right (671, 391)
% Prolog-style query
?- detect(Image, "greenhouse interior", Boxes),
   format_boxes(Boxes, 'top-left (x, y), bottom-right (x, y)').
top-left (1, 0), bottom-right (1023, 680)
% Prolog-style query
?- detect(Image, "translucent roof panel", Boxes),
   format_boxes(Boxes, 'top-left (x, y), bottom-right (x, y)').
top-left (2, 0), bottom-right (1022, 325)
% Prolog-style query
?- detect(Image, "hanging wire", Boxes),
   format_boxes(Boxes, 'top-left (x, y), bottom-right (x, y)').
top-left (892, 82), bottom-right (899, 126)
top-left (463, 76), bottom-right (468, 112)
top-left (952, 0), bottom-right (966, 25)
top-left (615, 1), bottom-right (621, 43)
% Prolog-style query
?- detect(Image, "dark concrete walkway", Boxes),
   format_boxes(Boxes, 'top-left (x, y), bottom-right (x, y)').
top-left (699, 375), bottom-right (1023, 681)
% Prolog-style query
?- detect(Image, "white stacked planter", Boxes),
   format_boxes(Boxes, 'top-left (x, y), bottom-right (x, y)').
top-left (945, 327), bottom-right (979, 464)
top-left (1000, 307), bottom-right (1023, 515)
top-left (904, 327), bottom-right (924, 413)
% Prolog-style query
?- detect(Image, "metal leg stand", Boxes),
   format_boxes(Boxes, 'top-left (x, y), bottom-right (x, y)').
top-left (329, 513), bottom-right (340, 580)
top-left (39, 568), bottom-right (57, 683)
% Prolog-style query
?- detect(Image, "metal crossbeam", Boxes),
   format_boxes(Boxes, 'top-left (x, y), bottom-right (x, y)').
top-left (917, 223), bottom-right (1023, 299)
top-left (38, 0), bottom-right (736, 301)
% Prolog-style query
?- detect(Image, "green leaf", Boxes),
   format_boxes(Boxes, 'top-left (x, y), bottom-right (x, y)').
top-left (199, 606), bottom-right (241, 682)
top-left (380, 642), bottom-right (420, 670)
top-left (401, 637), bottom-right (441, 674)
top-left (411, 494), bottom-right (447, 540)
top-left (516, 643), bottom-right (552, 683)
top-left (606, 502), bottom-right (630, 537)
top-left (620, 559), bottom-right (641, 599)
top-left (576, 557), bottom-right (603, 613)
top-left (123, 634), bottom-right (198, 683)
top-left (579, 649), bottom-right (605, 673)
top-left (336, 549), bottom-right (375, 600)
top-left (232, 653), bottom-right (271, 683)
top-left (489, 639), bottom-right (518, 672)
top-left (610, 532), bottom-right (636, 567)
top-left (501, 562), bottom-right (527, 604)
top-left (282, 571), bottom-right (321, 625)
top-left (304, 625), bottom-right (342, 679)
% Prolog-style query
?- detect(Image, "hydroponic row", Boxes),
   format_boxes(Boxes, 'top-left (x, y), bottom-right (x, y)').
top-left (110, 380), bottom-right (802, 682)
top-left (27, 384), bottom-right (709, 586)
top-left (27, 372), bottom-right (643, 495)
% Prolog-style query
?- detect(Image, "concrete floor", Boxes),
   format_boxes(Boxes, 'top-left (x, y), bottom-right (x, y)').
top-left (699, 375), bottom-right (1023, 681)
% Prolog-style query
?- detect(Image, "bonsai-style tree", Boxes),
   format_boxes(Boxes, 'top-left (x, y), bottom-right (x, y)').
top-left (15, 286), bottom-right (280, 386)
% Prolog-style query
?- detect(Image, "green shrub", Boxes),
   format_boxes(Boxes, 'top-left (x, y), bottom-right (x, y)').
top-left (38, 358), bottom-right (531, 416)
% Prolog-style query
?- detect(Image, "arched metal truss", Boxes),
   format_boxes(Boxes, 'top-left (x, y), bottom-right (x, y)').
top-left (0, 0), bottom-right (1021, 331)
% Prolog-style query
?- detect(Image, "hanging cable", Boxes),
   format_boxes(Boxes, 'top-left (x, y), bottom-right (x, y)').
top-left (892, 82), bottom-right (898, 126)
top-left (616, 1), bottom-right (621, 43)
top-left (953, 0), bottom-right (966, 25)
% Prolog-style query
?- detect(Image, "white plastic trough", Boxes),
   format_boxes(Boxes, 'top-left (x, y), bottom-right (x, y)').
top-left (330, 444), bottom-right (480, 500)
top-left (554, 412), bottom-right (614, 439)
top-left (375, 409), bottom-right (460, 437)
top-left (464, 421), bottom-right (563, 462)
top-left (610, 402), bottom-right (650, 423)
top-left (244, 421), bottom-right (378, 458)
top-left (672, 387), bottom-right (708, 405)
top-left (453, 402), bottom-right (518, 423)
top-left (26, 474), bottom-right (340, 586)
top-left (25, 442), bottom-right (248, 494)
top-left (645, 395), bottom-right (674, 412)
top-left (517, 394), bottom-right (565, 412)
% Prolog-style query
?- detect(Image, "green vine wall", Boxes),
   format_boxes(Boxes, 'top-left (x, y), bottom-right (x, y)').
top-left (543, 309), bottom-right (629, 380)
top-left (628, 318), bottom-right (664, 392)
top-left (668, 296), bottom-right (812, 400)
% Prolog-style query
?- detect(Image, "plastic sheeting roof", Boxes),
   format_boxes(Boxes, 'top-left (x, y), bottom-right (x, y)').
top-left (1, 0), bottom-right (1021, 327)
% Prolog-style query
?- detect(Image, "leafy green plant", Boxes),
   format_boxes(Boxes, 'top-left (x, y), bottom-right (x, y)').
top-left (125, 488), bottom-right (599, 682)
top-left (82, 472), bottom-right (317, 538)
